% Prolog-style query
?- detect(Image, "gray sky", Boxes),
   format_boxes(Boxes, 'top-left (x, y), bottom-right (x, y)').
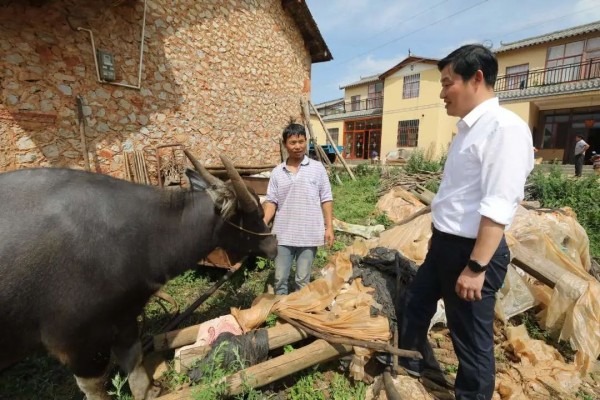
top-left (306, 0), bottom-right (600, 104)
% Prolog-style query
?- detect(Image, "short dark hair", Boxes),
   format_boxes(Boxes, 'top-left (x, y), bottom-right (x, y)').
top-left (438, 44), bottom-right (498, 87)
top-left (282, 121), bottom-right (306, 143)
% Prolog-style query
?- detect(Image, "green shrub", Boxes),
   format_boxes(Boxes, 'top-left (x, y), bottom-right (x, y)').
top-left (527, 167), bottom-right (600, 258)
top-left (404, 149), bottom-right (445, 174)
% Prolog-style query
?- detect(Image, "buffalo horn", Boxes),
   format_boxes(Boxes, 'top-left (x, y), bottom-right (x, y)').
top-left (220, 154), bottom-right (258, 212)
top-left (183, 149), bottom-right (222, 187)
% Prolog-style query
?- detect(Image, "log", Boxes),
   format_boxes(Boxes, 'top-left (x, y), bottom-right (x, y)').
top-left (175, 322), bottom-right (309, 371)
top-left (154, 321), bottom-right (309, 353)
top-left (155, 339), bottom-right (353, 400)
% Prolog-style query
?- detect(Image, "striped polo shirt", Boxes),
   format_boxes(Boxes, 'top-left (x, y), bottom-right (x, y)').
top-left (265, 156), bottom-right (333, 247)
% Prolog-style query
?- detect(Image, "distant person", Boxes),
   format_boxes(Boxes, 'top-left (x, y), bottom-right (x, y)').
top-left (399, 44), bottom-right (533, 400)
top-left (591, 151), bottom-right (600, 175)
top-left (574, 134), bottom-right (589, 177)
top-left (370, 149), bottom-right (379, 164)
top-left (263, 122), bottom-right (334, 295)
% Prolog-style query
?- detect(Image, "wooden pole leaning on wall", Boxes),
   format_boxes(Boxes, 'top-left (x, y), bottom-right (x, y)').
top-left (300, 100), bottom-right (329, 166)
top-left (308, 100), bottom-right (356, 181)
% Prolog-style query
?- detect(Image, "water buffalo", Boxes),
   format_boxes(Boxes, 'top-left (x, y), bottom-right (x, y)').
top-left (0, 152), bottom-right (277, 399)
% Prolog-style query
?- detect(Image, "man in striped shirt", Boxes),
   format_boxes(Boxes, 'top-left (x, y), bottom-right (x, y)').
top-left (263, 122), bottom-right (334, 295)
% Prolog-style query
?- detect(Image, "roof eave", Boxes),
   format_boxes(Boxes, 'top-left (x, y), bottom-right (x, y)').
top-left (282, 0), bottom-right (333, 63)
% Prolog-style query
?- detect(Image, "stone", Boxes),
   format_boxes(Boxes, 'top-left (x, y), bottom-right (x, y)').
top-left (17, 152), bottom-right (37, 163)
top-left (58, 84), bottom-right (72, 96)
top-left (16, 137), bottom-right (36, 150)
top-left (42, 144), bottom-right (60, 158)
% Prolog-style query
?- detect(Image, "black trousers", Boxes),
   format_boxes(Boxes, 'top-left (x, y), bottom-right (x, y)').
top-left (575, 153), bottom-right (584, 177)
top-left (400, 228), bottom-right (509, 400)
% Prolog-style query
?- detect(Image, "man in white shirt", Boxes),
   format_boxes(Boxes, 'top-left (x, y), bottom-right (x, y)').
top-left (399, 44), bottom-right (533, 400)
top-left (573, 134), bottom-right (589, 177)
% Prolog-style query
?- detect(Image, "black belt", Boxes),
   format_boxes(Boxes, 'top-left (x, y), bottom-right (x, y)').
top-left (432, 227), bottom-right (476, 244)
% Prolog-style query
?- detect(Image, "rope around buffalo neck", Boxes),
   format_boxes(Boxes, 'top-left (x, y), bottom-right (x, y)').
top-left (224, 219), bottom-right (275, 236)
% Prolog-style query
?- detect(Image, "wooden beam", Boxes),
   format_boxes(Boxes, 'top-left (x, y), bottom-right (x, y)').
top-left (155, 339), bottom-right (353, 400)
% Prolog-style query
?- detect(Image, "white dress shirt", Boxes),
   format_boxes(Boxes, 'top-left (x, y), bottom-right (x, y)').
top-left (431, 97), bottom-right (533, 238)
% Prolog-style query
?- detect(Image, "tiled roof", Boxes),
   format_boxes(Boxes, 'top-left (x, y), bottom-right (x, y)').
top-left (379, 55), bottom-right (439, 79)
top-left (495, 20), bottom-right (600, 53)
top-left (339, 74), bottom-right (381, 90)
top-left (497, 78), bottom-right (600, 101)
top-left (322, 107), bottom-right (382, 122)
top-left (314, 98), bottom-right (344, 108)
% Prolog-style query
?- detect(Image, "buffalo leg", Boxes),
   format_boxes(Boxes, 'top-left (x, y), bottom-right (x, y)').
top-left (44, 327), bottom-right (112, 400)
top-left (113, 321), bottom-right (160, 399)
top-left (75, 375), bottom-right (111, 400)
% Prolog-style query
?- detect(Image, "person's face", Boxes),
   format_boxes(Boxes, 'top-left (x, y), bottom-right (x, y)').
top-left (284, 134), bottom-right (307, 160)
top-left (439, 64), bottom-right (478, 118)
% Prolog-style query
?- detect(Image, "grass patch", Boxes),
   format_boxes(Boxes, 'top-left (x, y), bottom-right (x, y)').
top-left (332, 168), bottom-right (381, 225)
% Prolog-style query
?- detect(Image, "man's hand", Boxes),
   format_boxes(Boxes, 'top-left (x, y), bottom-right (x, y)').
top-left (455, 267), bottom-right (485, 301)
top-left (325, 226), bottom-right (334, 248)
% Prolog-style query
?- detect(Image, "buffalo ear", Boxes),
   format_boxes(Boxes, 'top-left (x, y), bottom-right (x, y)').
top-left (185, 169), bottom-right (209, 191)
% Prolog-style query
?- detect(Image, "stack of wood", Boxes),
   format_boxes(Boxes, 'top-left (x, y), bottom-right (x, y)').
top-left (378, 169), bottom-right (441, 196)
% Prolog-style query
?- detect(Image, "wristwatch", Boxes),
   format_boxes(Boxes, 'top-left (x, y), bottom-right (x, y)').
top-left (467, 259), bottom-right (488, 273)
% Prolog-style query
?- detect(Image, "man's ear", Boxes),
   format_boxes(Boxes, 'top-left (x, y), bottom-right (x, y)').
top-left (185, 168), bottom-right (209, 191)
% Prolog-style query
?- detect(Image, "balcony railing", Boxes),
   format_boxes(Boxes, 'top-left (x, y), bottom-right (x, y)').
top-left (319, 96), bottom-right (384, 116)
top-left (495, 58), bottom-right (600, 92)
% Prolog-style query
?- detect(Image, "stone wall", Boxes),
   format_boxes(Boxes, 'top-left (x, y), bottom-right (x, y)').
top-left (0, 0), bottom-right (312, 181)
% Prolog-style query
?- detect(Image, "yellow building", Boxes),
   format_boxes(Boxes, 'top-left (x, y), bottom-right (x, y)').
top-left (313, 20), bottom-right (600, 165)
top-left (495, 20), bottom-right (600, 163)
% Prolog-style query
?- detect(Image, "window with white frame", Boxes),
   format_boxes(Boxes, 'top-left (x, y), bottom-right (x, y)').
top-left (402, 73), bottom-right (420, 99)
top-left (367, 82), bottom-right (383, 108)
top-left (397, 119), bottom-right (419, 147)
top-left (328, 128), bottom-right (339, 145)
top-left (505, 64), bottom-right (529, 90)
top-left (351, 95), bottom-right (361, 111)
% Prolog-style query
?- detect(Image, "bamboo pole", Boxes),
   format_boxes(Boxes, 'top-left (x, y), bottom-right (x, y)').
top-left (155, 339), bottom-right (353, 400)
top-left (308, 100), bottom-right (356, 180)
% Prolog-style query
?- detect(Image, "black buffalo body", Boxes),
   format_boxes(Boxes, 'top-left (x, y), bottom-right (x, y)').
top-left (0, 153), bottom-right (277, 399)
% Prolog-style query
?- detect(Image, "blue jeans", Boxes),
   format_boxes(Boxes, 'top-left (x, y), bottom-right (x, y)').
top-left (274, 245), bottom-right (317, 295)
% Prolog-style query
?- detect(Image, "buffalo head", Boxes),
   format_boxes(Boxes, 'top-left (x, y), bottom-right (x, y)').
top-left (184, 150), bottom-right (277, 263)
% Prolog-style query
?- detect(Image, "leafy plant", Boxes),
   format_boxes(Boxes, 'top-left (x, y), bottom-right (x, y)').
top-left (404, 149), bottom-right (445, 174)
top-left (527, 167), bottom-right (600, 257)
top-left (444, 364), bottom-right (458, 374)
top-left (329, 372), bottom-right (367, 400)
top-left (283, 344), bottom-right (295, 353)
top-left (108, 373), bottom-right (132, 400)
top-left (255, 256), bottom-right (273, 271)
top-left (265, 313), bottom-right (278, 328)
top-left (373, 212), bottom-right (393, 228)
top-left (288, 372), bottom-right (326, 400)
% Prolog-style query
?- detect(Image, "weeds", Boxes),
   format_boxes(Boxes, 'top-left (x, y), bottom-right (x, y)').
top-left (404, 149), bottom-right (445, 174)
top-left (527, 167), bottom-right (600, 257)
top-left (332, 169), bottom-right (380, 225)
top-left (108, 373), bottom-right (132, 400)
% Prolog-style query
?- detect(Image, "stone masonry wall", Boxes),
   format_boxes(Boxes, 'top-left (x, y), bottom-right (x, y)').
top-left (0, 0), bottom-right (312, 181)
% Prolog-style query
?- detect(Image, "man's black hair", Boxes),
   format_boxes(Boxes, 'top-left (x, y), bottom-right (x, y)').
top-left (438, 44), bottom-right (498, 87)
top-left (282, 120), bottom-right (306, 143)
